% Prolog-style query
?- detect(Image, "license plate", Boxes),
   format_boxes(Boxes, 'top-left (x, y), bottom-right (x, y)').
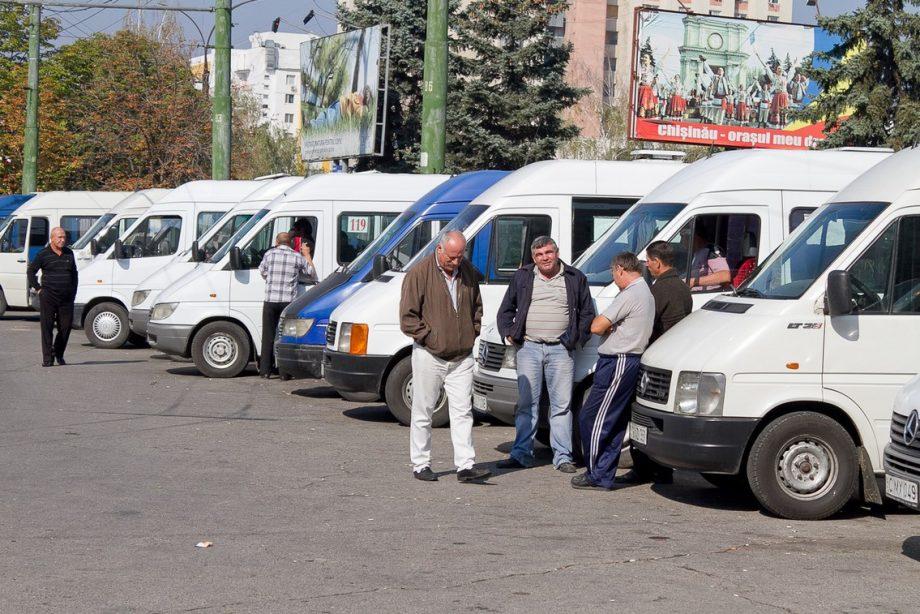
top-left (629, 422), bottom-right (648, 446)
top-left (886, 474), bottom-right (919, 507)
top-left (472, 393), bottom-right (487, 412)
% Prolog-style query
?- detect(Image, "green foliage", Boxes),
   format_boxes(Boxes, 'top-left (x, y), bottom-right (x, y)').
top-left (0, 5), bottom-right (60, 80)
top-left (447, 0), bottom-right (585, 171)
top-left (233, 88), bottom-right (302, 178)
top-left (795, 0), bottom-right (920, 149)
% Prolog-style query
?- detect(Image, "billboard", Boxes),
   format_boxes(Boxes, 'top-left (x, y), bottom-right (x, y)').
top-left (630, 9), bottom-right (825, 149)
top-left (300, 26), bottom-right (387, 161)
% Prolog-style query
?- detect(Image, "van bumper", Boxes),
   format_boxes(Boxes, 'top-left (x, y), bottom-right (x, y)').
top-left (323, 350), bottom-right (388, 401)
top-left (148, 323), bottom-right (193, 358)
top-left (275, 342), bottom-right (324, 379)
top-left (630, 403), bottom-right (759, 475)
top-left (129, 308), bottom-right (150, 337)
top-left (72, 303), bottom-right (86, 329)
top-left (472, 370), bottom-right (518, 425)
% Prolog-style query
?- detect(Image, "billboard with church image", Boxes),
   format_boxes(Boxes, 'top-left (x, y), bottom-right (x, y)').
top-left (629, 9), bottom-right (826, 150)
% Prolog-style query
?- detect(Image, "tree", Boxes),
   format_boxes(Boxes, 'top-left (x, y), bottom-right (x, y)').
top-left (232, 87), bottom-right (303, 178)
top-left (766, 48), bottom-right (780, 73)
top-left (795, 0), bottom-right (920, 149)
top-left (0, 5), bottom-right (60, 79)
top-left (447, 0), bottom-right (586, 170)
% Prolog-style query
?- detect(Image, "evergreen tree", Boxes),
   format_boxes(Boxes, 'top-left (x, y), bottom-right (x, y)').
top-left (766, 49), bottom-right (780, 72)
top-left (783, 52), bottom-right (792, 74)
top-left (448, 0), bottom-right (586, 170)
top-left (795, 0), bottom-right (920, 149)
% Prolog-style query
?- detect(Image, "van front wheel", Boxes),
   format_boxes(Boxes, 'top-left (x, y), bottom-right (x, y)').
top-left (85, 302), bottom-right (130, 348)
top-left (384, 356), bottom-right (449, 427)
top-left (191, 321), bottom-right (251, 378)
top-left (746, 411), bottom-right (858, 520)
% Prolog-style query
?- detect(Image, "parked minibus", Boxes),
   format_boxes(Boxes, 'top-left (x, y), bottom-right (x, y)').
top-left (71, 189), bottom-right (170, 266)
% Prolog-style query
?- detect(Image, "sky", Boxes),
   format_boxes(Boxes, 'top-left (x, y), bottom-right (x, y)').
top-left (43, 0), bottom-right (866, 50)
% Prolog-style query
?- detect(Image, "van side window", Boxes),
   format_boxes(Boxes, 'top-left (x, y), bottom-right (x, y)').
top-left (487, 215), bottom-right (552, 283)
top-left (122, 216), bottom-right (182, 258)
top-left (197, 212), bottom-right (226, 238)
top-left (572, 198), bottom-right (636, 261)
top-left (892, 217), bottom-right (920, 314)
top-left (338, 213), bottom-right (399, 265)
top-left (28, 217), bottom-right (50, 260)
top-left (668, 213), bottom-right (762, 292)
top-left (241, 216), bottom-right (317, 269)
top-left (465, 221), bottom-right (492, 277)
top-left (390, 221), bottom-right (438, 271)
top-left (0, 218), bottom-right (28, 253)
top-left (847, 222), bottom-right (896, 313)
top-left (60, 215), bottom-right (98, 243)
top-left (789, 207), bottom-right (815, 233)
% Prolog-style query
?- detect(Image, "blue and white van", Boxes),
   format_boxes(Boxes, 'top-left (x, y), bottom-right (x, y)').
top-left (274, 171), bottom-right (509, 380)
top-left (0, 194), bottom-right (34, 229)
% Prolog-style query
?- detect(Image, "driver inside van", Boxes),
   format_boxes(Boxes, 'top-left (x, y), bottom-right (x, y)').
top-left (688, 231), bottom-right (730, 291)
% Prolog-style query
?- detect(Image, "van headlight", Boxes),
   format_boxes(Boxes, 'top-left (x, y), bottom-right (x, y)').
top-left (675, 371), bottom-right (726, 416)
top-left (132, 290), bottom-right (150, 307)
top-left (150, 302), bottom-right (178, 321)
top-left (282, 317), bottom-right (314, 337)
top-left (337, 322), bottom-right (368, 355)
top-left (502, 344), bottom-right (517, 369)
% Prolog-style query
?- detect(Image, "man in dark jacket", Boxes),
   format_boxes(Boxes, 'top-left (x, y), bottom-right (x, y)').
top-left (400, 231), bottom-right (491, 483)
top-left (27, 227), bottom-right (78, 367)
top-left (495, 236), bottom-right (595, 472)
top-left (646, 240), bottom-right (693, 343)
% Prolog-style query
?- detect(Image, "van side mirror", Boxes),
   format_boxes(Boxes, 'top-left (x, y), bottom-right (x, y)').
top-left (190, 240), bottom-right (200, 262)
top-left (90, 239), bottom-right (99, 256)
top-left (372, 254), bottom-right (389, 279)
top-left (113, 238), bottom-right (125, 259)
top-left (229, 246), bottom-right (242, 271)
top-left (826, 270), bottom-right (853, 316)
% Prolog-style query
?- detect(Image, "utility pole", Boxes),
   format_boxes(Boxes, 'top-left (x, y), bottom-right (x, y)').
top-left (22, 3), bottom-right (40, 193)
top-left (211, 0), bottom-right (231, 179)
top-left (419, 0), bottom-right (446, 174)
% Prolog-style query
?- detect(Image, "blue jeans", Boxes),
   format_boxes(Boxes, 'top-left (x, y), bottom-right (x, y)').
top-left (511, 340), bottom-right (574, 468)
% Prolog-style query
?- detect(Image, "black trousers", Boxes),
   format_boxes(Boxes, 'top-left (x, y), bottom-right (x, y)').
top-left (39, 291), bottom-right (74, 364)
top-left (260, 301), bottom-right (288, 376)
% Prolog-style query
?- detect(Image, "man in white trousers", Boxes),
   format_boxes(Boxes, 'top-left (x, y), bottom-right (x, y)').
top-left (399, 231), bottom-right (491, 483)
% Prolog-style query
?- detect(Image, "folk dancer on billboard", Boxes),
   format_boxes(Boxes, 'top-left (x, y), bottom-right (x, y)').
top-left (757, 78), bottom-right (773, 128)
top-left (700, 57), bottom-right (734, 125)
top-left (636, 53), bottom-right (660, 118)
top-left (756, 52), bottom-right (797, 126)
top-left (734, 83), bottom-right (751, 125)
top-left (666, 75), bottom-right (687, 119)
top-left (654, 76), bottom-right (670, 119)
top-left (788, 72), bottom-right (809, 109)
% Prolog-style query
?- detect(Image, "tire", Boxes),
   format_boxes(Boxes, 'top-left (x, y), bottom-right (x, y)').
top-left (84, 302), bottom-right (130, 349)
top-left (746, 411), bottom-right (859, 520)
top-left (383, 356), bottom-right (449, 427)
top-left (0, 288), bottom-right (7, 317)
top-left (191, 321), bottom-right (251, 378)
top-left (701, 472), bottom-right (750, 492)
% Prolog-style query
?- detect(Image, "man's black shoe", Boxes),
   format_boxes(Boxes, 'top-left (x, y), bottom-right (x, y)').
top-left (259, 373), bottom-right (271, 379)
top-left (571, 472), bottom-right (610, 491)
top-left (41, 361), bottom-right (53, 367)
top-left (457, 467), bottom-right (491, 482)
top-left (55, 356), bottom-right (66, 366)
top-left (496, 457), bottom-right (526, 469)
top-left (556, 462), bottom-right (577, 474)
top-left (413, 467), bottom-right (438, 482)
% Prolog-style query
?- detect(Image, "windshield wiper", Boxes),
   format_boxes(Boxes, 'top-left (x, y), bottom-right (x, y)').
top-left (734, 287), bottom-right (764, 298)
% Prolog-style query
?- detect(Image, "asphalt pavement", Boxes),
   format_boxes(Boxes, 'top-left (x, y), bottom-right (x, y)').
top-left (1, 310), bottom-right (919, 613)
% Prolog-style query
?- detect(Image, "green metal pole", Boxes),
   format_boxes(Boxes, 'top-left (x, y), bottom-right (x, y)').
top-left (419, 0), bottom-right (447, 174)
top-left (22, 3), bottom-right (40, 193)
top-left (211, 0), bottom-right (231, 179)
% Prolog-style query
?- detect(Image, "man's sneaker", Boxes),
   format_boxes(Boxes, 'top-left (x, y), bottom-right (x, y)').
top-left (413, 467), bottom-right (438, 482)
top-left (570, 472), bottom-right (610, 491)
top-left (457, 467), bottom-right (491, 482)
top-left (556, 462), bottom-right (577, 474)
top-left (496, 457), bottom-right (526, 469)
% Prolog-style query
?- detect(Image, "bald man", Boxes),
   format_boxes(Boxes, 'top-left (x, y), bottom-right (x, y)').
top-left (400, 231), bottom-right (491, 483)
top-left (27, 227), bottom-right (78, 366)
top-left (258, 231), bottom-right (313, 378)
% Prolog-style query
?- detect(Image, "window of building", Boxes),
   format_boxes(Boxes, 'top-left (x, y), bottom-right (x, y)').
top-left (607, 4), bottom-right (618, 18)
top-left (605, 30), bottom-right (617, 45)
top-left (767, 15), bottom-right (779, 21)
top-left (262, 104), bottom-right (268, 109)
top-left (709, 10), bottom-right (721, 15)
top-left (285, 74), bottom-right (295, 86)
top-left (285, 94), bottom-right (295, 104)
top-left (284, 113), bottom-right (294, 124)
top-left (736, 13), bottom-right (746, 18)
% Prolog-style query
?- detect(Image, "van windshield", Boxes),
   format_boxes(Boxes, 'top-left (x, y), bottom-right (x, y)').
top-left (346, 210), bottom-right (414, 273)
top-left (741, 202), bottom-right (889, 300)
top-left (209, 208), bottom-right (269, 263)
top-left (403, 204), bottom-right (489, 271)
top-left (72, 213), bottom-right (115, 249)
top-left (575, 203), bottom-right (685, 285)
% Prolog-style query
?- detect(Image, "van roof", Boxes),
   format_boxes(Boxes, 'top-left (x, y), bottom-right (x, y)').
top-left (470, 160), bottom-right (685, 204)
top-left (0, 194), bottom-right (34, 217)
top-left (276, 173), bottom-right (450, 203)
top-left (157, 180), bottom-right (267, 205)
top-left (642, 149), bottom-right (892, 203)
top-left (14, 191), bottom-right (132, 212)
top-left (238, 176), bottom-right (304, 203)
top-left (108, 189), bottom-right (171, 213)
top-left (406, 171), bottom-right (509, 214)
top-left (830, 146), bottom-right (920, 204)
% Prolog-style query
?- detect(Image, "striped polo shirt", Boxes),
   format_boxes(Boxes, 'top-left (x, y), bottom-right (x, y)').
top-left (524, 264), bottom-right (569, 343)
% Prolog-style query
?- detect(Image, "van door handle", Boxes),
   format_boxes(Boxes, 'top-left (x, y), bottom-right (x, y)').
top-left (16, 259), bottom-right (26, 263)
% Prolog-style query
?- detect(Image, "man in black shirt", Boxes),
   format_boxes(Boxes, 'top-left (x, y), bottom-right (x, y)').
top-left (646, 240), bottom-right (693, 343)
top-left (27, 227), bottom-right (78, 366)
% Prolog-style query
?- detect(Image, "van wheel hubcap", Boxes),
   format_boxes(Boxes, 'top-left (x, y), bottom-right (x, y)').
top-left (777, 438), bottom-right (836, 500)
top-left (203, 334), bottom-right (237, 368)
top-left (403, 376), bottom-right (446, 413)
top-left (92, 312), bottom-right (121, 341)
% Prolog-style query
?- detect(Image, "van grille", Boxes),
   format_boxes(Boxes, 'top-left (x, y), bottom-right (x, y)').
top-left (635, 366), bottom-right (671, 404)
top-left (473, 380), bottom-right (493, 395)
top-left (886, 412), bottom-right (920, 475)
top-left (477, 342), bottom-right (506, 371)
top-left (325, 321), bottom-right (338, 349)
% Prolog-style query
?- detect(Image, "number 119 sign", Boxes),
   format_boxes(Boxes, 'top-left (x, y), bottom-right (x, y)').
top-left (347, 216), bottom-right (369, 234)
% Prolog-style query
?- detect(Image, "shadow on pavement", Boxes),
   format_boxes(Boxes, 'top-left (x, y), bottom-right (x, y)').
top-left (64, 360), bottom-right (147, 366)
top-left (0, 314), bottom-right (39, 322)
top-left (650, 474), bottom-right (760, 512)
top-left (291, 386), bottom-right (341, 399)
top-left (902, 537), bottom-right (920, 562)
top-left (343, 405), bottom-right (398, 424)
top-left (166, 366), bottom-right (257, 378)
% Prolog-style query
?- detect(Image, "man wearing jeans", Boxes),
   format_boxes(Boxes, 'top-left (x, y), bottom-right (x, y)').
top-left (495, 236), bottom-right (595, 473)
top-left (400, 231), bottom-right (491, 483)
